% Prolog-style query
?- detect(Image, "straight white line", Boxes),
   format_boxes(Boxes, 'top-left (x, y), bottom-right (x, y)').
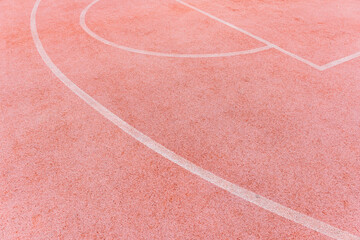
top-left (179, 0), bottom-right (360, 70)
top-left (176, 0), bottom-right (324, 70)
top-left (30, 0), bottom-right (360, 239)
top-left (320, 51), bottom-right (360, 70)
top-left (80, 0), bottom-right (271, 58)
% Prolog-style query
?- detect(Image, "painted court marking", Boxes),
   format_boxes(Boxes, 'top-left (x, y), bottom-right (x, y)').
top-left (31, 0), bottom-right (360, 239)
top-left (320, 51), bottom-right (360, 70)
top-left (80, 0), bottom-right (271, 58)
top-left (177, 0), bottom-right (360, 70)
top-left (81, 0), bottom-right (360, 69)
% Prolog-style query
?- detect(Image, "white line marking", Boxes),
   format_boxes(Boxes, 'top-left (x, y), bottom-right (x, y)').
top-left (80, 0), bottom-right (271, 58)
top-left (320, 51), bottom-right (360, 70)
top-left (177, 0), bottom-right (360, 70)
top-left (31, 0), bottom-right (360, 239)
top-left (176, 0), bottom-right (322, 70)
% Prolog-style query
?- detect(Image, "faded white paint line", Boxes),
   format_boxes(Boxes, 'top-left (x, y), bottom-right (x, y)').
top-left (320, 51), bottom-right (360, 70)
top-left (80, 0), bottom-right (271, 58)
top-left (177, 0), bottom-right (360, 70)
top-left (31, 0), bottom-right (360, 239)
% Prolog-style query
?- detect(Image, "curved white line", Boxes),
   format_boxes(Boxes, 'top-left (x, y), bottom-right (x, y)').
top-left (31, 0), bottom-right (360, 239)
top-left (80, 0), bottom-right (271, 58)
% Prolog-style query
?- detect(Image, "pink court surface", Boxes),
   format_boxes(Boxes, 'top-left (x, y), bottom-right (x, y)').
top-left (1, 0), bottom-right (360, 239)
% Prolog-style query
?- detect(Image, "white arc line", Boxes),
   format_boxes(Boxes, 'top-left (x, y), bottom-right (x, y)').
top-left (80, 0), bottom-right (271, 58)
top-left (31, 0), bottom-right (360, 239)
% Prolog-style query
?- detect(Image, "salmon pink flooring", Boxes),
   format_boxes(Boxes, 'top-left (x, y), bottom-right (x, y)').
top-left (1, 0), bottom-right (360, 239)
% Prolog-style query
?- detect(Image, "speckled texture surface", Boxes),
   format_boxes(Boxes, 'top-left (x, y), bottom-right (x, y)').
top-left (1, 0), bottom-right (360, 239)
top-left (186, 0), bottom-right (360, 65)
